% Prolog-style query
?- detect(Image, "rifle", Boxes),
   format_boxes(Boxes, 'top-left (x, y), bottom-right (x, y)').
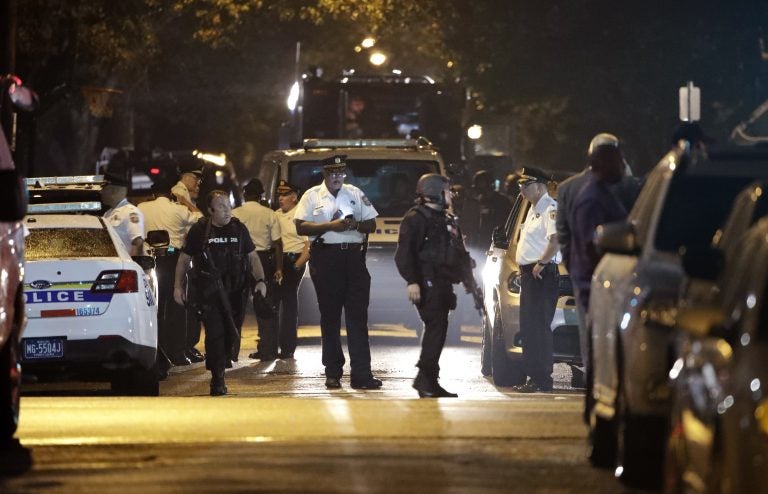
top-left (459, 251), bottom-right (488, 321)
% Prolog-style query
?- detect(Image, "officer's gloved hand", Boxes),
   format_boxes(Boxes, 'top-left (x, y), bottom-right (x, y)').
top-left (407, 283), bottom-right (421, 305)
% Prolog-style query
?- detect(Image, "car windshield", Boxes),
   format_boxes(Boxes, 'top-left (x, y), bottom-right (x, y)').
top-left (654, 175), bottom-right (754, 253)
top-left (25, 228), bottom-right (118, 259)
top-left (289, 159), bottom-right (439, 217)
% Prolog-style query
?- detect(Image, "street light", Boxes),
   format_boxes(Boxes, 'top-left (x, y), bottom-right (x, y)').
top-left (467, 124), bottom-right (483, 140)
top-left (369, 51), bottom-right (387, 66)
top-left (361, 37), bottom-right (376, 49)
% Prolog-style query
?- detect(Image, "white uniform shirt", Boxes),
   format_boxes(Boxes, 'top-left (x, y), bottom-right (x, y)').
top-left (171, 181), bottom-right (191, 203)
top-left (232, 201), bottom-right (281, 251)
top-left (516, 192), bottom-right (562, 265)
top-left (277, 207), bottom-right (308, 254)
top-left (293, 182), bottom-right (378, 244)
top-left (104, 198), bottom-right (145, 253)
top-left (138, 196), bottom-right (202, 249)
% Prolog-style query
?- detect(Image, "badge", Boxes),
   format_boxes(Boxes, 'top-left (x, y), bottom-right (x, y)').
top-left (129, 212), bottom-right (140, 224)
top-left (362, 195), bottom-right (371, 206)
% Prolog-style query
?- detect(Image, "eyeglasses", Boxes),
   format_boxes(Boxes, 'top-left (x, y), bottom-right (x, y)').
top-left (518, 182), bottom-right (535, 190)
top-left (328, 172), bottom-right (346, 178)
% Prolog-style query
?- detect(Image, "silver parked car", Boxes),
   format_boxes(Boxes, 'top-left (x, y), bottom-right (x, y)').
top-left (481, 188), bottom-right (581, 387)
top-left (665, 181), bottom-right (768, 494)
top-left (588, 145), bottom-right (768, 489)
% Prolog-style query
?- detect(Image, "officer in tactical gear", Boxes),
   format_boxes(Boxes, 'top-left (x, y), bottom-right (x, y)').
top-left (173, 190), bottom-right (266, 396)
top-left (395, 173), bottom-right (472, 398)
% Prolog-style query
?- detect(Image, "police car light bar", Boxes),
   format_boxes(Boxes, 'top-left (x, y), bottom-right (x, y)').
top-left (303, 139), bottom-right (427, 150)
top-left (27, 201), bottom-right (102, 214)
top-left (26, 175), bottom-right (104, 187)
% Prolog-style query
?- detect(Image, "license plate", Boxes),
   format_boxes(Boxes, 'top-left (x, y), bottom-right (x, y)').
top-left (22, 337), bottom-right (65, 359)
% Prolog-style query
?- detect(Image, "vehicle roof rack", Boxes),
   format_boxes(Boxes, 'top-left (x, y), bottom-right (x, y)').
top-left (302, 138), bottom-right (434, 151)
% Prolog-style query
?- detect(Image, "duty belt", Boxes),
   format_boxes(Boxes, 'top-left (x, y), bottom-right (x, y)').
top-left (314, 242), bottom-right (362, 250)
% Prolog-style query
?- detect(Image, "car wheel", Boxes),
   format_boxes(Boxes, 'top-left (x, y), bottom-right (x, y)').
top-left (616, 379), bottom-right (667, 489)
top-left (480, 313), bottom-right (492, 376)
top-left (0, 330), bottom-right (21, 443)
top-left (111, 365), bottom-right (160, 397)
top-left (490, 303), bottom-right (526, 387)
top-left (587, 336), bottom-right (617, 469)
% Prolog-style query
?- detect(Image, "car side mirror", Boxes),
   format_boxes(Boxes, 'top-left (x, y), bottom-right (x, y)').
top-left (596, 221), bottom-right (638, 255)
top-left (132, 255), bottom-right (156, 271)
top-left (0, 170), bottom-right (28, 221)
top-left (492, 225), bottom-right (507, 249)
top-left (146, 229), bottom-right (170, 248)
top-left (682, 245), bottom-right (724, 281)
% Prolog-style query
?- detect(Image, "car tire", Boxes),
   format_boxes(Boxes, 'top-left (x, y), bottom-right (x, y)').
top-left (111, 365), bottom-right (160, 397)
top-left (587, 337), bottom-right (617, 469)
top-left (480, 313), bottom-right (492, 377)
top-left (616, 378), bottom-right (667, 489)
top-left (0, 329), bottom-right (21, 442)
top-left (490, 303), bottom-right (526, 387)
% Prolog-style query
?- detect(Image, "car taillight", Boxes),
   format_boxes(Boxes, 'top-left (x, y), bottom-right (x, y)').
top-left (91, 270), bottom-right (138, 293)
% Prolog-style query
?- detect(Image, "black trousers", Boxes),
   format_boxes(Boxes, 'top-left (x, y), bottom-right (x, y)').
top-left (155, 253), bottom-right (187, 358)
top-left (199, 289), bottom-right (246, 380)
top-left (308, 243), bottom-right (373, 381)
top-left (416, 279), bottom-right (456, 378)
top-left (276, 252), bottom-right (306, 356)
top-left (519, 263), bottom-right (559, 388)
top-left (254, 250), bottom-right (279, 359)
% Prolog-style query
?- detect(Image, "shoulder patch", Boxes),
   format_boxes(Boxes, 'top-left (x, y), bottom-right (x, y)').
top-left (362, 195), bottom-right (371, 206)
top-left (129, 212), bottom-right (140, 224)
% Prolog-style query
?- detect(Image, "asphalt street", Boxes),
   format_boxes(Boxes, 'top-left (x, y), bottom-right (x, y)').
top-left (1, 318), bottom-right (638, 493)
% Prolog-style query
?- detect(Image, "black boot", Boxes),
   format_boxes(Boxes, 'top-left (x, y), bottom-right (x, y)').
top-left (413, 371), bottom-right (457, 398)
top-left (210, 369), bottom-right (227, 396)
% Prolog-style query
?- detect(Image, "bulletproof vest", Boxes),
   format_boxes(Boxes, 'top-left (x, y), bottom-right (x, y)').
top-left (194, 218), bottom-right (249, 292)
top-left (413, 205), bottom-right (467, 282)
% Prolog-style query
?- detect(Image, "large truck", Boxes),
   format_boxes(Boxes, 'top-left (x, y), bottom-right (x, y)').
top-left (283, 73), bottom-right (467, 165)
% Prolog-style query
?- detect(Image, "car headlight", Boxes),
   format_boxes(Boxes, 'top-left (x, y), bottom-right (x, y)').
top-left (507, 272), bottom-right (521, 294)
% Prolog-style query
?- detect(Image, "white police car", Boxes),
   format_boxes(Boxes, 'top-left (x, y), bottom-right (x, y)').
top-left (21, 214), bottom-right (159, 395)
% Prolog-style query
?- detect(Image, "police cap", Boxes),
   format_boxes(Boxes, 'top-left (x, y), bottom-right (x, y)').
top-left (517, 166), bottom-right (551, 186)
top-left (276, 179), bottom-right (298, 195)
top-left (243, 178), bottom-right (265, 197)
top-left (178, 162), bottom-right (203, 177)
top-left (103, 169), bottom-right (130, 187)
top-left (321, 155), bottom-right (347, 173)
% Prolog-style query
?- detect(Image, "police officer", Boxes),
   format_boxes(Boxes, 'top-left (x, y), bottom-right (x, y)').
top-left (395, 173), bottom-right (469, 398)
top-left (274, 180), bottom-right (310, 359)
top-left (173, 190), bottom-right (266, 396)
top-left (101, 170), bottom-right (144, 256)
top-left (138, 177), bottom-right (203, 366)
top-left (293, 155), bottom-right (382, 390)
top-left (461, 169), bottom-right (512, 249)
top-left (232, 179), bottom-right (282, 361)
top-left (172, 164), bottom-right (202, 213)
top-left (514, 166), bottom-right (561, 393)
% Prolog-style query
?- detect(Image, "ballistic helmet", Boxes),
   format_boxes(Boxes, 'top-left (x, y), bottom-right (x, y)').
top-left (416, 173), bottom-right (449, 207)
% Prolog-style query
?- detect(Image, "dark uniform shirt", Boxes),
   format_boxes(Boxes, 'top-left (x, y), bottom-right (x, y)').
top-left (569, 177), bottom-right (627, 303)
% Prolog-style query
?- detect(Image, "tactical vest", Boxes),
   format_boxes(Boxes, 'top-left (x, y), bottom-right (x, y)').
top-left (194, 218), bottom-right (249, 292)
top-left (413, 205), bottom-right (467, 283)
